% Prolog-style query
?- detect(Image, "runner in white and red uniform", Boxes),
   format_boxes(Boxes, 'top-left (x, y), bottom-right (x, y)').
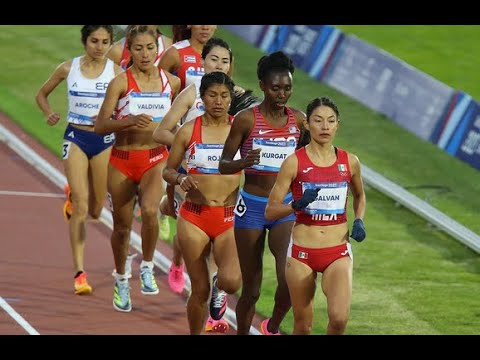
top-left (162, 72), bottom-right (241, 335)
top-left (95, 25), bottom-right (180, 313)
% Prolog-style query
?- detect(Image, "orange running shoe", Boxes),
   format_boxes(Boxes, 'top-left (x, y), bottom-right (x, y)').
top-left (74, 272), bottom-right (93, 295)
top-left (205, 316), bottom-right (229, 333)
top-left (63, 183), bottom-right (73, 222)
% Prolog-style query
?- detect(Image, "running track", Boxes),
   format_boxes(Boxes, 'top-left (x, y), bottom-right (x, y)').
top-left (0, 113), bottom-right (264, 335)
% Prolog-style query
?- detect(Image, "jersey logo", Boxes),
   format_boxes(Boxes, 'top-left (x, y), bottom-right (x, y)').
top-left (184, 55), bottom-right (196, 63)
top-left (67, 131), bottom-right (75, 138)
top-left (258, 129), bottom-right (273, 135)
top-left (72, 82), bottom-right (78, 88)
top-left (302, 167), bottom-right (313, 173)
top-left (298, 251), bottom-right (308, 259)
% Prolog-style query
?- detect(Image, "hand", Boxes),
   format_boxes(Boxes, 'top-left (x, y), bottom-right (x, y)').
top-left (243, 148), bottom-right (261, 168)
top-left (46, 112), bottom-right (61, 126)
top-left (178, 175), bottom-right (198, 191)
top-left (350, 218), bottom-right (366, 242)
top-left (133, 113), bottom-right (153, 128)
top-left (291, 188), bottom-right (319, 211)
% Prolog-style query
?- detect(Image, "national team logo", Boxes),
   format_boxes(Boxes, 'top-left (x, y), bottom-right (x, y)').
top-left (298, 251), bottom-right (308, 259)
top-left (338, 164), bottom-right (346, 172)
top-left (184, 55), bottom-right (196, 63)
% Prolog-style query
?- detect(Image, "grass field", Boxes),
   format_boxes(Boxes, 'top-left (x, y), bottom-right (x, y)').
top-left (0, 25), bottom-right (479, 334)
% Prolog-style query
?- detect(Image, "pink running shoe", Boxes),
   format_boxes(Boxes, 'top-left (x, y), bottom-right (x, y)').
top-left (205, 316), bottom-right (229, 333)
top-left (168, 262), bottom-right (185, 294)
top-left (260, 318), bottom-right (281, 335)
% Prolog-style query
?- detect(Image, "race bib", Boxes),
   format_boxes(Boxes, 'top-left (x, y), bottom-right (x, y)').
top-left (252, 138), bottom-right (296, 172)
top-left (234, 193), bottom-right (247, 217)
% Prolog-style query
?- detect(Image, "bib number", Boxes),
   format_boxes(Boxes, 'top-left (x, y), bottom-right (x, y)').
top-left (62, 141), bottom-right (71, 160)
top-left (234, 194), bottom-right (247, 217)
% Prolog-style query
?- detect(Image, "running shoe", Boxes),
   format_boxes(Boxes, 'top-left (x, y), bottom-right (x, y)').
top-left (113, 277), bottom-right (131, 312)
top-left (205, 316), bottom-right (229, 333)
top-left (209, 273), bottom-right (227, 320)
top-left (74, 272), bottom-right (92, 295)
top-left (167, 262), bottom-right (185, 294)
top-left (158, 215), bottom-right (171, 241)
top-left (260, 318), bottom-right (281, 335)
top-left (133, 195), bottom-right (142, 221)
top-left (140, 264), bottom-right (159, 295)
top-left (63, 183), bottom-right (73, 222)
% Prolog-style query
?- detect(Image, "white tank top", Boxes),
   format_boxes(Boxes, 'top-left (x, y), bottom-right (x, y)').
top-left (180, 84), bottom-right (205, 125)
top-left (66, 56), bottom-right (115, 126)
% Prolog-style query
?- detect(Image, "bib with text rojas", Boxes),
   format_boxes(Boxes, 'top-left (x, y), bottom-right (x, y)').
top-left (187, 144), bottom-right (240, 174)
top-left (128, 92), bottom-right (171, 122)
top-left (301, 181), bottom-right (348, 215)
top-left (252, 138), bottom-right (297, 172)
top-left (68, 90), bottom-right (105, 125)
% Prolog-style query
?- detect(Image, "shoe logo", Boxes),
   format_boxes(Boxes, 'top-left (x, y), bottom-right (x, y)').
top-left (302, 167), bottom-right (313, 173)
top-left (258, 129), bottom-right (273, 135)
top-left (341, 249), bottom-right (348, 256)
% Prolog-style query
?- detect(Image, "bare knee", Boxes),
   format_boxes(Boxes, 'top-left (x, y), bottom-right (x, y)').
top-left (190, 280), bottom-right (210, 305)
top-left (239, 288), bottom-right (261, 305)
top-left (327, 311), bottom-right (349, 335)
top-left (71, 200), bottom-right (89, 220)
top-left (113, 226), bottom-right (131, 244)
top-left (218, 273), bottom-right (242, 294)
top-left (293, 321), bottom-right (313, 335)
top-left (139, 205), bottom-right (158, 221)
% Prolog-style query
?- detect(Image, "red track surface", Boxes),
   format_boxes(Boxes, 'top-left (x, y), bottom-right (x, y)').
top-left (0, 114), bottom-right (268, 335)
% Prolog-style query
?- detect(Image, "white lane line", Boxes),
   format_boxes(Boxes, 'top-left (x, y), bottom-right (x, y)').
top-left (0, 190), bottom-right (64, 198)
top-left (0, 296), bottom-right (39, 335)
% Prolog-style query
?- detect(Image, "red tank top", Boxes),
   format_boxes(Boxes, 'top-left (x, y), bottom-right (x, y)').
top-left (291, 146), bottom-right (351, 226)
top-left (171, 40), bottom-right (204, 91)
top-left (186, 115), bottom-right (234, 175)
top-left (240, 105), bottom-right (300, 176)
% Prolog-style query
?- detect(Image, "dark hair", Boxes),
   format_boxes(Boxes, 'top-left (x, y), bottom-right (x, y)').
top-left (172, 25), bottom-right (191, 43)
top-left (229, 90), bottom-right (260, 116)
top-left (257, 51), bottom-right (295, 81)
top-left (81, 25), bottom-right (114, 46)
top-left (125, 25), bottom-right (157, 50)
top-left (126, 25), bottom-right (161, 36)
top-left (297, 96), bottom-right (340, 149)
top-left (122, 26), bottom-right (158, 69)
top-left (200, 71), bottom-right (235, 100)
top-left (202, 37), bottom-right (232, 63)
